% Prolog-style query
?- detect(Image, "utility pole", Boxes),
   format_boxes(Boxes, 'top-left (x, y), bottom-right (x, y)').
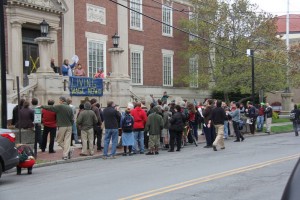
top-left (0, 0), bottom-right (7, 128)
top-left (247, 49), bottom-right (255, 104)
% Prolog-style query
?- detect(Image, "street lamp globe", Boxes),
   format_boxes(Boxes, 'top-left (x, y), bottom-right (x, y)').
top-left (112, 33), bottom-right (120, 48)
top-left (40, 19), bottom-right (49, 37)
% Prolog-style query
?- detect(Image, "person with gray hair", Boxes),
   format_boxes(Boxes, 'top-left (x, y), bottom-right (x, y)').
top-left (77, 102), bottom-right (98, 156)
top-left (41, 96), bottom-right (74, 160)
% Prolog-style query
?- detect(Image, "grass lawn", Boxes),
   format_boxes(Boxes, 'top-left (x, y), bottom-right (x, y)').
top-left (270, 124), bottom-right (293, 133)
top-left (272, 118), bottom-right (290, 123)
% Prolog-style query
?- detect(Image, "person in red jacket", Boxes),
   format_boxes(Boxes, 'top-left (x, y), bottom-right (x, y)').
top-left (130, 102), bottom-right (148, 154)
top-left (41, 99), bottom-right (57, 153)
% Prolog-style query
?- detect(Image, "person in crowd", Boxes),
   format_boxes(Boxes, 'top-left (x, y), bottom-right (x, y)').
top-left (90, 98), bottom-right (102, 151)
top-left (41, 99), bottom-right (57, 153)
top-left (41, 96), bottom-right (74, 160)
top-left (229, 102), bottom-right (244, 142)
top-left (161, 91), bottom-right (169, 104)
top-left (222, 102), bottom-right (230, 139)
top-left (74, 63), bottom-right (86, 76)
top-left (290, 104), bottom-right (300, 136)
top-left (102, 101), bottom-right (121, 159)
top-left (210, 100), bottom-right (226, 151)
top-left (61, 59), bottom-right (76, 76)
top-left (16, 144), bottom-right (35, 175)
top-left (31, 98), bottom-right (42, 150)
top-left (245, 102), bottom-right (256, 134)
top-left (239, 103), bottom-right (245, 114)
top-left (197, 102), bottom-right (205, 135)
top-left (50, 58), bottom-right (59, 73)
top-left (264, 102), bottom-right (273, 134)
top-left (15, 101), bottom-right (34, 129)
top-left (256, 103), bottom-right (265, 132)
top-left (120, 108), bottom-right (135, 156)
top-left (12, 99), bottom-right (25, 126)
top-left (67, 98), bottom-right (80, 145)
top-left (162, 105), bottom-right (171, 149)
top-left (144, 106), bottom-right (163, 155)
top-left (76, 102), bottom-right (98, 156)
top-left (94, 68), bottom-right (105, 78)
top-left (203, 99), bottom-right (215, 148)
top-left (131, 102), bottom-right (147, 154)
top-left (169, 102), bottom-right (176, 116)
top-left (150, 94), bottom-right (157, 106)
top-left (187, 103), bottom-right (200, 142)
top-left (169, 105), bottom-right (186, 152)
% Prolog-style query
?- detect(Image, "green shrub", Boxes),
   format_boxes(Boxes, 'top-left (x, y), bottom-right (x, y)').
top-left (272, 111), bottom-right (279, 120)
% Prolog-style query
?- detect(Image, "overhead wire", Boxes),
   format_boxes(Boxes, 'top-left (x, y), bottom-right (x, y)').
top-left (110, 0), bottom-right (289, 67)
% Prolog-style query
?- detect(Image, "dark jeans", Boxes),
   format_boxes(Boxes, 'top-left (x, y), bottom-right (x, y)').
top-left (232, 121), bottom-right (244, 141)
top-left (293, 121), bottom-right (299, 136)
top-left (189, 122), bottom-right (198, 141)
top-left (93, 126), bottom-right (102, 149)
top-left (144, 131), bottom-right (149, 149)
top-left (203, 125), bottom-right (215, 146)
top-left (249, 119), bottom-right (256, 134)
top-left (169, 130), bottom-right (182, 151)
top-left (41, 126), bottom-right (57, 152)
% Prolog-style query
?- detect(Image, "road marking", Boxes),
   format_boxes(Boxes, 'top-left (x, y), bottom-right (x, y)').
top-left (118, 154), bottom-right (300, 200)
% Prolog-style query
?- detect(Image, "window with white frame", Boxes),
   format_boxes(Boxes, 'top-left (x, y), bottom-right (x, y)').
top-left (88, 40), bottom-right (105, 78)
top-left (162, 50), bottom-right (173, 86)
top-left (189, 57), bottom-right (199, 88)
top-left (130, 51), bottom-right (143, 84)
top-left (130, 0), bottom-right (143, 30)
top-left (162, 5), bottom-right (173, 36)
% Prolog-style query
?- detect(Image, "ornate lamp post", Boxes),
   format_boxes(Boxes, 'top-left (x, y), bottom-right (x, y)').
top-left (40, 19), bottom-right (49, 37)
top-left (112, 33), bottom-right (120, 48)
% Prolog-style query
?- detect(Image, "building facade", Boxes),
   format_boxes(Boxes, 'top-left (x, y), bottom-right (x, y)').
top-left (2, 0), bottom-right (209, 107)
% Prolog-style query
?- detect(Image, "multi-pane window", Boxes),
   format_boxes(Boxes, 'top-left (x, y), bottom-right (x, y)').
top-left (189, 57), bottom-right (199, 88)
top-left (130, 0), bottom-right (143, 30)
top-left (163, 54), bottom-right (173, 86)
top-left (162, 5), bottom-right (173, 36)
top-left (131, 51), bottom-right (143, 84)
top-left (88, 40), bottom-right (105, 77)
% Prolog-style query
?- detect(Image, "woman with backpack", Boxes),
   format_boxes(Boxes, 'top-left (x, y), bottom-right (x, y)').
top-left (121, 108), bottom-right (135, 156)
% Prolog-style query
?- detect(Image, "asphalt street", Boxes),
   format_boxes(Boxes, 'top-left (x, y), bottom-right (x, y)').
top-left (1, 132), bottom-right (299, 200)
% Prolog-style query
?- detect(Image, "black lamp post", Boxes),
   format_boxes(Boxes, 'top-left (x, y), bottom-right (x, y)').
top-left (0, 0), bottom-right (7, 128)
top-left (40, 19), bottom-right (49, 37)
top-left (112, 33), bottom-right (120, 48)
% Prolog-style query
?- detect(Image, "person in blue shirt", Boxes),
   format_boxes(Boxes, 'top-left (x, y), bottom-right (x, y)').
top-left (61, 59), bottom-right (76, 76)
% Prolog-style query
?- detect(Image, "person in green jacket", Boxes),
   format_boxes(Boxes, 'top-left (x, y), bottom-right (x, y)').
top-left (144, 106), bottom-right (163, 155)
top-left (41, 96), bottom-right (74, 160)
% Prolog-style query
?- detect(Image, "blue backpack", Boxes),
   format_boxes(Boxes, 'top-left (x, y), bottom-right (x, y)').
top-left (122, 114), bottom-right (133, 132)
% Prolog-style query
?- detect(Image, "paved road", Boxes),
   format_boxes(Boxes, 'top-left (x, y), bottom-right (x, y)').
top-left (1, 132), bottom-right (299, 200)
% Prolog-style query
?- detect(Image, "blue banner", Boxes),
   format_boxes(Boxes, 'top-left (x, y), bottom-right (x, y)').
top-left (69, 76), bottom-right (103, 96)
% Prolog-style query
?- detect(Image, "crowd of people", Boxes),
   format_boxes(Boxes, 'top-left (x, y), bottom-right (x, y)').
top-left (11, 91), bottom-right (300, 160)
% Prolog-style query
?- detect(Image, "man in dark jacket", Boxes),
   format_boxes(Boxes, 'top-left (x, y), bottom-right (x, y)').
top-left (246, 102), bottom-right (256, 134)
top-left (291, 104), bottom-right (300, 136)
top-left (144, 106), bottom-right (163, 155)
top-left (203, 99), bottom-right (215, 148)
top-left (168, 105), bottom-right (186, 152)
top-left (210, 100), bottom-right (226, 151)
top-left (102, 101), bottom-right (121, 159)
top-left (264, 103), bottom-right (273, 134)
top-left (90, 98), bottom-right (102, 151)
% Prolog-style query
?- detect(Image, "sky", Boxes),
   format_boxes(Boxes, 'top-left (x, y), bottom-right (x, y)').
top-left (250, 0), bottom-right (300, 15)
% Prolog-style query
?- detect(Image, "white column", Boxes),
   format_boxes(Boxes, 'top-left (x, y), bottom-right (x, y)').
top-left (117, 0), bottom-right (129, 78)
top-left (109, 48), bottom-right (124, 78)
top-left (34, 37), bottom-right (55, 73)
top-left (63, 0), bottom-right (75, 61)
top-left (48, 27), bottom-right (59, 63)
top-left (10, 21), bottom-right (23, 87)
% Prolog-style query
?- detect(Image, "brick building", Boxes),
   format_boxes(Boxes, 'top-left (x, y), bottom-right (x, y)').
top-left (2, 0), bottom-right (209, 107)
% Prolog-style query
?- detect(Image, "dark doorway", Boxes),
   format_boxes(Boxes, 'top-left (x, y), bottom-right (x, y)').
top-left (22, 28), bottom-right (40, 86)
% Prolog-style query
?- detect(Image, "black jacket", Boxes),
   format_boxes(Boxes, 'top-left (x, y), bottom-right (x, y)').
top-left (265, 106), bottom-right (273, 118)
top-left (211, 107), bottom-right (226, 125)
top-left (103, 107), bottom-right (121, 129)
top-left (169, 111), bottom-right (186, 132)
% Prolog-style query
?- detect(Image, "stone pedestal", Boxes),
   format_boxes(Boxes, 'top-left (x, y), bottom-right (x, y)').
top-left (281, 92), bottom-right (294, 113)
top-left (108, 47), bottom-right (131, 107)
top-left (34, 37), bottom-right (55, 74)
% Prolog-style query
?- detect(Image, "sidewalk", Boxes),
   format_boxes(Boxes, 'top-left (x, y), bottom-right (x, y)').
top-left (34, 126), bottom-right (292, 168)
